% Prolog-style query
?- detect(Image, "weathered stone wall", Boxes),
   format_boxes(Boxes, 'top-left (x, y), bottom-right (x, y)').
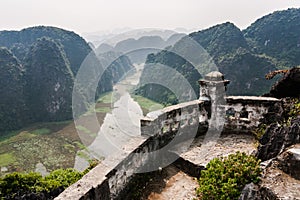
top-left (56, 100), bottom-right (205, 200)
top-left (224, 96), bottom-right (281, 133)
top-left (41, 66), bottom-right (297, 199)
top-left (56, 96), bottom-right (281, 200)
top-left (141, 100), bottom-right (206, 136)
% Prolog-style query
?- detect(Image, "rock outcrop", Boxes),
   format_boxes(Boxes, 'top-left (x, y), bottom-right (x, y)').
top-left (256, 117), bottom-right (300, 161)
top-left (240, 144), bottom-right (300, 200)
top-left (277, 144), bottom-right (300, 180)
top-left (239, 66), bottom-right (300, 199)
top-left (266, 67), bottom-right (300, 98)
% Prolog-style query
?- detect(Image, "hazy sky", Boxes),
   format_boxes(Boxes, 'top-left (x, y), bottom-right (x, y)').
top-left (1, 0), bottom-right (300, 35)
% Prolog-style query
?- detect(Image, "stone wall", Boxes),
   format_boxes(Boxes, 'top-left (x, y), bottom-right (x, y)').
top-left (55, 100), bottom-right (206, 200)
top-left (56, 69), bottom-right (284, 200)
top-left (224, 96), bottom-right (281, 133)
top-left (56, 95), bottom-right (281, 200)
top-left (141, 100), bottom-right (206, 136)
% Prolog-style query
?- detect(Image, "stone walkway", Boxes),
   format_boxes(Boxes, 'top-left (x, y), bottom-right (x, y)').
top-left (181, 133), bottom-right (257, 166)
top-left (145, 133), bottom-right (257, 200)
top-left (147, 166), bottom-right (198, 200)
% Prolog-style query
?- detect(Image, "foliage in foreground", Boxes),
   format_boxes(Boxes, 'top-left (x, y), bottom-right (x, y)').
top-left (0, 160), bottom-right (99, 199)
top-left (288, 98), bottom-right (300, 118)
top-left (196, 152), bottom-right (261, 200)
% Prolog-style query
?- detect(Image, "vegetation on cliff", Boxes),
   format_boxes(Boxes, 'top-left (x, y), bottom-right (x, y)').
top-left (24, 37), bottom-right (74, 122)
top-left (137, 22), bottom-right (277, 104)
top-left (196, 152), bottom-right (261, 200)
top-left (0, 48), bottom-right (27, 131)
top-left (244, 8), bottom-right (300, 68)
top-left (137, 8), bottom-right (300, 104)
top-left (0, 26), bottom-right (92, 75)
top-left (97, 51), bottom-right (134, 84)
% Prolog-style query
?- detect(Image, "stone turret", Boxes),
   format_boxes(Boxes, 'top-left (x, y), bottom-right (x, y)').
top-left (198, 71), bottom-right (230, 102)
top-left (198, 71), bottom-right (230, 130)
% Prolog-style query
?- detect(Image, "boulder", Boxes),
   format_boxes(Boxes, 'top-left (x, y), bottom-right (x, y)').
top-left (267, 67), bottom-right (300, 98)
top-left (277, 144), bottom-right (300, 180)
top-left (257, 117), bottom-right (300, 161)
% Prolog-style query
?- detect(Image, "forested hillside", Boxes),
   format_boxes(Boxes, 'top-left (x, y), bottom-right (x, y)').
top-left (0, 48), bottom-right (27, 131)
top-left (244, 8), bottom-right (300, 68)
top-left (137, 8), bottom-right (300, 104)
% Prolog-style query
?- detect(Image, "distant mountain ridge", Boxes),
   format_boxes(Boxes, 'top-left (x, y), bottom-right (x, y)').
top-left (83, 28), bottom-right (186, 47)
top-left (0, 26), bottom-right (92, 75)
top-left (97, 34), bottom-right (186, 64)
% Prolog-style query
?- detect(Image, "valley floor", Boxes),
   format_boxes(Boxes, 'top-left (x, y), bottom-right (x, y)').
top-left (0, 64), bottom-right (163, 176)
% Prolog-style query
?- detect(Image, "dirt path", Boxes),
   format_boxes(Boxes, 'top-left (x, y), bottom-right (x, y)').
top-left (181, 133), bottom-right (257, 167)
top-left (147, 166), bottom-right (198, 200)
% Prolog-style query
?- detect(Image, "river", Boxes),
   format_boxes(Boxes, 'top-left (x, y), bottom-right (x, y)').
top-left (74, 64), bottom-right (146, 171)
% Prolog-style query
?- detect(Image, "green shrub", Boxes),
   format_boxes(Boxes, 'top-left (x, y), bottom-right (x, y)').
top-left (196, 152), bottom-right (261, 200)
top-left (288, 98), bottom-right (300, 117)
top-left (0, 172), bottom-right (44, 196)
top-left (43, 168), bottom-right (83, 190)
top-left (254, 123), bottom-right (267, 139)
top-left (0, 160), bottom-right (99, 198)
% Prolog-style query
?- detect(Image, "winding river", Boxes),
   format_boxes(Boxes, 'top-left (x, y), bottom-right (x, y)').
top-left (74, 64), bottom-right (145, 170)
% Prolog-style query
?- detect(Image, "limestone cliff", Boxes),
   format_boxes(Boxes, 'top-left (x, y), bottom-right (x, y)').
top-left (240, 68), bottom-right (300, 199)
top-left (0, 47), bottom-right (27, 131)
top-left (24, 38), bottom-right (74, 122)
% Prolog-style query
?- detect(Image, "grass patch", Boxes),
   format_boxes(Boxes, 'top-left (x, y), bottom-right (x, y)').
top-left (132, 95), bottom-right (164, 114)
top-left (77, 151), bottom-right (90, 160)
top-left (97, 91), bottom-right (121, 104)
top-left (0, 131), bottom-right (36, 145)
top-left (31, 128), bottom-right (51, 135)
top-left (63, 143), bottom-right (75, 152)
top-left (76, 126), bottom-right (96, 138)
top-left (95, 107), bottom-right (111, 113)
top-left (84, 103), bottom-right (112, 117)
top-left (0, 121), bottom-right (72, 143)
top-left (45, 120), bottom-right (72, 125)
top-left (0, 120), bottom-right (83, 174)
top-left (73, 141), bottom-right (87, 150)
top-left (0, 153), bottom-right (16, 167)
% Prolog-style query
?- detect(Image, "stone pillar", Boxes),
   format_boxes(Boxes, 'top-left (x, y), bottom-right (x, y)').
top-left (198, 71), bottom-right (230, 131)
top-left (198, 71), bottom-right (230, 102)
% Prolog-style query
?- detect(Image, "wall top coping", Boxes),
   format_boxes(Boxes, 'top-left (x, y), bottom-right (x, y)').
top-left (226, 96), bottom-right (281, 102)
top-left (142, 100), bottom-right (203, 121)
